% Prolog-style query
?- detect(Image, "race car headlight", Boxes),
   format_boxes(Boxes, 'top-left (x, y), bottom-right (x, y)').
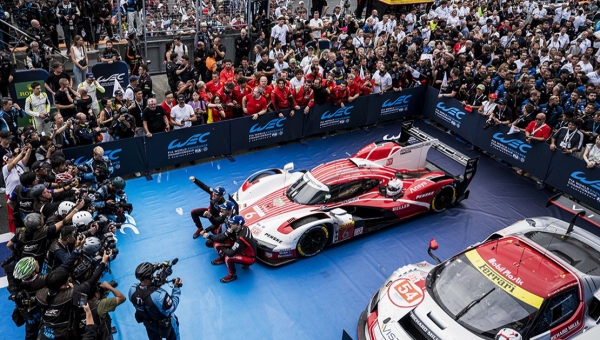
top-left (256, 239), bottom-right (278, 250)
top-left (369, 290), bottom-right (380, 314)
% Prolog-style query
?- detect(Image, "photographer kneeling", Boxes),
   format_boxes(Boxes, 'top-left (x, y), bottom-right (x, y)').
top-left (129, 262), bottom-right (182, 340)
top-left (92, 177), bottom-right (131, 223)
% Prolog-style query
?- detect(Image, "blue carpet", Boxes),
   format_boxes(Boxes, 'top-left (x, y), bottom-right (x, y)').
top-left (0, 120), bottom-right (596, 340)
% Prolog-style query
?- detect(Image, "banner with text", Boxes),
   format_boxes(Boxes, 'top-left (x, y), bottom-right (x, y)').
top-left (91, 61), bottom-right (130, 100)
top-left (545, 154), bottom-right (600, 209)
top-left (303, 96), bottom-right (369, 137)
top-left (9, 69), bottom-right (53, 127)
top-left (62, 137), bottom-right (146, 177)
top-left (365, 87), bottom-right (426, 124)
top-left (422, 88), bottom-right (482, 144)
top-left (473, 125), bottom-right (553, 180)
top-left (146, 122), bottom-right (232, 169)
top-left (229, 110), bottom-right (305, 152)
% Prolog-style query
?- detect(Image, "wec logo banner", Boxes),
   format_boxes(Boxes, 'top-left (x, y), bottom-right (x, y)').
top-left (320, 106), bottom-right (354, 128)
top-left (434, 102), bottom-right (465, 128)
top-left (248, 117), bottom-right (286, 142)
top-left (490, 133), bottom-right (532, 162)
top-left (168, 133), bottom-right (211, 150)
top-left (568, 171), bottom-right (600, 202)
top-left (167, 132), bottom-right (211, 159)
top-left (379, 94), bottom-right (412, 116)
top-left (75, 149), bottom-right (122, 169)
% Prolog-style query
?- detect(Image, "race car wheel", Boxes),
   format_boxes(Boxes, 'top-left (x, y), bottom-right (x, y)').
top-left (296, 225), bottom-right (329, 257)
top-left (431, 185), bottom-right (456, 213)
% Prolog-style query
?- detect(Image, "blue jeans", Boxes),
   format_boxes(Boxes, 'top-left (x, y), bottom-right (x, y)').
top-left (73, 65), bottom-right (87, 88)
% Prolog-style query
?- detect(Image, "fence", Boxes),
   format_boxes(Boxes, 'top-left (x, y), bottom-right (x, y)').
top-left (37, 85), bottom-right (599, 211)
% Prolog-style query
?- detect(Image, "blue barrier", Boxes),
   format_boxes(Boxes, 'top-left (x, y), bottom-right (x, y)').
top-left (422, 88), bottom-right (479, 144)
top-left (545, 154), bottom-right (600, 209)
top-left (303, 95), bottom-right (370, 136)
top-left (91, 61), bottom-right (130, 100)
top-left (62, 137), bottom-right (146, 177)
top-left (365, 87), bottom-right (425, 125)
top-left (229, 109), bottom-right (305, 153)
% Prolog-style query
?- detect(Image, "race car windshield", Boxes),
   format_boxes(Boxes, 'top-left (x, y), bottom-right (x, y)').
top-left (428, 253), bottom-right (540, 338)
top-left (286, 172), bottom-right (330, 205)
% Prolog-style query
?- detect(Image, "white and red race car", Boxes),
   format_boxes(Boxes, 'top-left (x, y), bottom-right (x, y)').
top-left (232, 122), bottom-right (479, 266)
top-left (358, 214), bottom-right (600, 340)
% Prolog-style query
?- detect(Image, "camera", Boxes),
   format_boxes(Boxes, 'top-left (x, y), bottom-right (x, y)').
top-left (482, 119), bottom-right (497, 130)
top-left (97, 280), bottom-right (118, 299)
top-left (151, 258), bottom-right (179, 287)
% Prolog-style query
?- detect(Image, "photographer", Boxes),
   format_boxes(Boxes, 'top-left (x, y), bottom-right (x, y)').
top-left (82, 280), bottom-right (126, 340)
top-left (34, 136), bottom-right (57, 162)
top-left (9, 256), bottom-right (47, 340)
top-left (110, 106), bottom-right (136, 140)
top-left (3, 144), bottom-right (32, 233)
top-left (36, 249), bottom-right (111, 340)
top-left (92, 177), bottom-right (129, 223)
top-left (30, 183), bottom-right (77, 219)
top-left (129, 262), bottom-right (182, 340)
top-left (50, 113), bottom-right (76, 149)
top-left (25, 41), bottom-right (52, 72)
top-left (7, 172), bottom-right (37, 230)
top-left (45, 224), bottom-right (86, 272)
top-left (1, 98), bottom-right (26, 137)
top-left (73, 113), bottom-right (101, 145)
top-left (81, 146), bottom-right (114, 187)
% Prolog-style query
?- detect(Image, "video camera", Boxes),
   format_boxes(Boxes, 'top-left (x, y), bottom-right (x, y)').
top-left (151, 258), bottom-right (180, 287)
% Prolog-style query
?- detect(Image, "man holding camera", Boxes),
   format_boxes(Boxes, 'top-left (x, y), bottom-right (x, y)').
top-left (170, 95), bottom-right (196, 130)
top-left (92, 177), bottom-right (129, 223)
top-left (73, 112), bottom-right (101, 145)
top-left (81, 146), bottom-right (114, 187)
top-left (130, 262), bottom-right (182, 340)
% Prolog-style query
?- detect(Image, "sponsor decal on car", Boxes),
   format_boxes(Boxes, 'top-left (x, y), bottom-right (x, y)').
top-left (353, 227), bottom-right (363, 236)
top-left (250, 226), bottom-right (262, 236)
top-left (416, 192), bottom-right (434, 199)
top-left (264, 233), bottom-right (283, 244)
top-left (337, 221), bottom-right (355, 242)
top-left (551, 319), bottom-right (581, 340)
top-left (466, 250), bottom-right (543, 308)
top-left (387, 278), bottom-right (425, 308)
top-left (272, 197), bottom-right (285, 207)
top-left (393, 204), bottom-right (409, 211)
top-left (409, 311), bottom-right (442, 340)
top-left (409, 182), bottom-right (428, 193)
top-left (341, 197), bottom-right (359, 204)
top-left (488, 258), bottom-right (524, 286)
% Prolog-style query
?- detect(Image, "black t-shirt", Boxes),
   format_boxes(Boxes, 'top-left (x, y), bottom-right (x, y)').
top-left (128, 99), bottom-right (146, 128)
top-left (75, 96), bottom-right (93, 114)
top-left (444, 78), bottom-right (461, 95)
top-left (46, 72), bottom-right (71, 92)
top-left (142, 106), bottom-right (166, 133)
top-left (54, 89), bottom-right (77, 118)
top-left (256, 60), bottom-right (276, 83)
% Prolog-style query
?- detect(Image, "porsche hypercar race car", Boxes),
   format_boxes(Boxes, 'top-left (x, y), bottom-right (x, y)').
top-left (232, 122), bottom-right (479, 266)
top-left (358, 215), bottom-right (600, 340)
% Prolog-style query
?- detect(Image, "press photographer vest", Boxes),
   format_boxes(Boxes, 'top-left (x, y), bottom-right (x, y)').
top-left (72, 254), bottom-right (95, 284)
top-left (130, 285), bottom-right (168, 321)
top-left (36, 287), bottom-right (75, 340)
top-left (74, 299), bottom-right (113, 340)
top-left (16, 226), bottom-right (51, 263)
top-left (12, 185), bottom-right (35, 226)
top-left (45, 240), bottom-right (69, 272)
top-left (15, 274), bottom-right (46, 320)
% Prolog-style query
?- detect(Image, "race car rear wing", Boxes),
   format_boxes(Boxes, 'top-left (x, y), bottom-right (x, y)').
top-left (400, 121), bottom-right (479, 202)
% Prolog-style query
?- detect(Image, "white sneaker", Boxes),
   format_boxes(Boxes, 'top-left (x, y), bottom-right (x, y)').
top-left (0, 187), bottom-right (5, 194)
top-left (134, 172), bottom-right (141, 177)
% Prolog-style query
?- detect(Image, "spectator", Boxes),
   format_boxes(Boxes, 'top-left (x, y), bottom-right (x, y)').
top-left (56, 0), bottom-right (80, 55)
top-left (54, 78), bottom-right (78, 120)
top-left (550, 119), bottom-right (584, 155)
top-left (2, 145), bottom-right (32, 233)
top-left (525, 113), bottom-right (552, 144)
top-left (170, 94), bottom-right (196, 129)
top-left (583, 136), bottom-right (600, 168)
top-left (100, 40), bottom-right (122, 64)
top-left (143, 98), bottom-right (169, 137)
top-left (45, 62), bottom-right (71, 97)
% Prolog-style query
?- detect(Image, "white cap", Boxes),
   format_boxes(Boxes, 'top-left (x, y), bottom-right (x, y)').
top-left (299, 0), bottom-right (304, 4)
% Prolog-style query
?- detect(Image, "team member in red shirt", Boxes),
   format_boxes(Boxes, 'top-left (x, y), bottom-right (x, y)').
top-left (360, 71), bottom-right (375, 96)
top-left (257, 76), bottom-right (273, 107)
top-left (198, 81), bottom-right (212, 103)
top-left (272, 78), bottom-right (300, 117)
top-left (292, 79), bottom-right (315, 114)
top-left (346, 74), bottom-right (361, 102)
top-left (304, 65), bottom-right (322, 83)
top-left (330, 81), bottom-right (349, 106)
top-left (243, 87), bottom-right (268, 119)
top-left (161, 91), bottom-right (176, 123)
top-left (247, 72), bottom-right (261, 88)
top-left (214, 82), bottom-right (236, 120)
top-left (324, 73), bottom-right (337, 102)
top-left (206, 71), bottom-right (224, 97)
top-left (232, 77), bottom-right (253, 118)
top-left (219, 59), bottom-right (235, 83)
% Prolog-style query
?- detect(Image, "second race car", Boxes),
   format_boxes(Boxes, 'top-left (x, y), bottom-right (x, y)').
top-left (232, 122), bottom-right (479, 266)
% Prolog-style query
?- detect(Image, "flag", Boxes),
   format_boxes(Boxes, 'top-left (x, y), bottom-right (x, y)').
top-left (411, 69), bottom-right (421, 79)
top-left (507, 125), bottom-right (520, 135)
top-left (441, 72), bottom-right (448, 89)
top-left (112, 76), bottom-right (124, 96)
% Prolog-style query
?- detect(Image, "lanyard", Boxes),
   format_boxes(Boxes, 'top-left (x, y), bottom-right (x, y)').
top-left (532, 123), bottom-right (546, 135)
top-left (472, 94), bottom-right (484, 106)
top-left (593, 122), bottom-right (599, 134)
top-left (562, 129), bottom-right (575, 144)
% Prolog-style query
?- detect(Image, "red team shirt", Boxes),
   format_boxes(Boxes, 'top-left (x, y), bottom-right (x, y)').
top-left (206, 80), bottom-right (224, 97)
top-left (244, 94), bottom-right (268, 115)
top-left (293, 86), bottom-right (315, 107)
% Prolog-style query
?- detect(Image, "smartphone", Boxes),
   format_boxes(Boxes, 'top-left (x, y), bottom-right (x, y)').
top-left (78, 293), bottom-right (87, 307)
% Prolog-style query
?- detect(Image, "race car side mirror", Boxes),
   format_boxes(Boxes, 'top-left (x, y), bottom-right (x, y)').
top-left (283, 162), bottom-right (294, 172)
top-left (428, 238), bottom-right (441, 264)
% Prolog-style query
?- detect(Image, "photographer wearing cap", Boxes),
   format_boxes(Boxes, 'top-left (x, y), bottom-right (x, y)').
top-left (91, 177), bottom-right (130, 223)
top-left (129, 262), bottom-right (182, 340)
top-left (36, 249), bottom-right (111, 340)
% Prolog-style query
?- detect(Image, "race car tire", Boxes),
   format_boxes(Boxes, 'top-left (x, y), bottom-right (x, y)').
top-left (296, 225), bottom-right (329, 257)
top-left (431, 185), bottom-right (456, 213)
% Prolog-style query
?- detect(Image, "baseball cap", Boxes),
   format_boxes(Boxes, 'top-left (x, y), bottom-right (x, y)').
top-left (335, 61), bottom-right (343, 67)
top-left (296, 37), bottom-right (303, 42)
top-left (477, 84), bottom-right (485, 90)
top-left (31, 161), bottom-right (46, 172)
top-left (489, 93), bottom-right (497, 99)
top-left (115, 89), bottom-right (124, 96)
top-left (219, 201), bottom-right (235, 211)
top-left (307, 46), bottom-right (315, 51)
top-left (228, 215), bottom-right (245, 226)
top-left (2, 152), bottom-right (13, 164)
top-left (129, 75), bottom-right (139, 82)
top-left (497, 98), bottom-right (507, 105)
top-left (177, 94), bottom-right (186, 101)
top-left (0, 130), bottom-right (12, 139)
top-left (86, 72), bottom-right (94, 79)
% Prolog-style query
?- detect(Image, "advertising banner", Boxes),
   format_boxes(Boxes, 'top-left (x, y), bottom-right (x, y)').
top-left (422, 88), bottom-right (482, 144)
top-left (303, 96), bottom-right (369, 137)
top-left (146, 121), bottom-right (232, 169)
top-left (473, 125), bottom-right (553, 180)
top-left (9, 69), bottom-right (53, 127)
top-left (62, 137), bottom-right (146, 177)
top-left (229, 110), bottom-right (305, 153)
top-left (91, 61), bottom-right (129, 99)
top-left (545, 154), bottom-right (600, 209)
top-left (365, 87), bottom-right (426, 124)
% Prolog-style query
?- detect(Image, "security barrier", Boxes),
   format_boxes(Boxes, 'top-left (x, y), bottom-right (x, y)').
top-left (43, 85), bottom-right (600, 210)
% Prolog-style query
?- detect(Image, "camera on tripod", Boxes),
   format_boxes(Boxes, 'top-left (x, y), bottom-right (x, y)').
top-left (151, 258), bottom-right (180, 287)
